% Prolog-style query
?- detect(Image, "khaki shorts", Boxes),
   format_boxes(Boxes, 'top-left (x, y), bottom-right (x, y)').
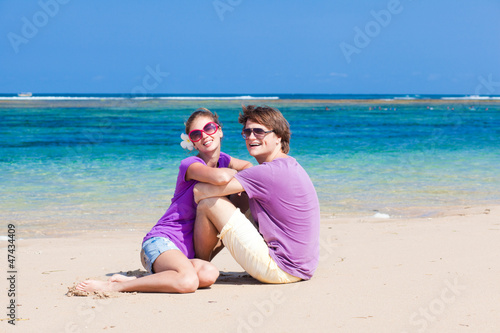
top-left (219, 209), bottom-right (301, 284)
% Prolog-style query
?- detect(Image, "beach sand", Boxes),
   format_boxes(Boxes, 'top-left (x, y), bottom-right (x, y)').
top-left (2, 205), bottom-right (499, 332)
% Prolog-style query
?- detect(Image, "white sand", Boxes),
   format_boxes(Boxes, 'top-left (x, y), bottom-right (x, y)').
top-left (1, 205), bottom-right (499, 332)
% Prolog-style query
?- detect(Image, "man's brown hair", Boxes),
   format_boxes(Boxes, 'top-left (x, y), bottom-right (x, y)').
top-left (238, 105), bottom-right (291, 154)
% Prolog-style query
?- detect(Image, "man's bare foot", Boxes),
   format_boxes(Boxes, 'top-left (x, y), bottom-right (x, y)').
top-left (76, 280), bottom-right (120, 293)
top-left (108, 274), bottom-right (137, 283)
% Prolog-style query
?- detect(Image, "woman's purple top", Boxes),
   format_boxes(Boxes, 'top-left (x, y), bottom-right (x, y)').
top-left (143, 152), bottom-right (231, 258)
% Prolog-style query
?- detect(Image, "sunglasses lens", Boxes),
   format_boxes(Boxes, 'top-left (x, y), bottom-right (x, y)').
top-left (204, 122), bottom-right (218, 134)
top-left (189, 130), bottom-right (202, 142)
top-left (189, 122), bottom-right (218, 142)
top-left (253, 128), bottom-right (265, 136)
top-left (242, 128), bottom-right (267, 139)
top-left (242, 129), bottom-right (252, 138)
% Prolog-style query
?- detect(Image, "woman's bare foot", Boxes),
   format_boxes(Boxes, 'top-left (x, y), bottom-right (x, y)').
top-left (76, 280), bottom-right (120, 293)
top-left (108, 274), bottom-right (137, 283)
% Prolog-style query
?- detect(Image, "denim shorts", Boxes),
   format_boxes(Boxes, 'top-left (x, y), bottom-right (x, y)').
top-left (141, 237), bottom-right (180, 273)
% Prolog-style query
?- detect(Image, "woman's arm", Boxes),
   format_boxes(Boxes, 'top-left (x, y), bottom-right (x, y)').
top-left (193, 178), bottom-right (245, 204)
top-left (186, 162), bottom-right (237, 185)
top-left (185, 157), bottom-right (252, 186)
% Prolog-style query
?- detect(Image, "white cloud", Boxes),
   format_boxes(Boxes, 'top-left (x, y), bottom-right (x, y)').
top-left (427, 73), bottom-right (441, 81)
top-left (329, 72), bottom-right (348, 78)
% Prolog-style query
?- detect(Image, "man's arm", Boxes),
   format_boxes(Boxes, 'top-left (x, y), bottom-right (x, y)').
top-left (194, 178), bottom-right (245, 204)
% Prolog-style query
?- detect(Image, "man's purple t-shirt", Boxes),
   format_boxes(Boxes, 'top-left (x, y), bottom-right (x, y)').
top-left (143, 152), bottom-right (231, 259)
top-left (234, 157), bottom-right (320, 280)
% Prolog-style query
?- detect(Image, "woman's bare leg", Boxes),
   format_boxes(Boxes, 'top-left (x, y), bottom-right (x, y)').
top-left (77, 250), bottom-right (204, 293)
top-left (190, 259), bottom-right (219, 288)
top-left (108, 274), bottom-right (137, 282)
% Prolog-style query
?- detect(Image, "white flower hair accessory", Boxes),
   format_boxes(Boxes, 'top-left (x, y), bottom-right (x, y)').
top-left (180, 133), bottom-right (194, 151)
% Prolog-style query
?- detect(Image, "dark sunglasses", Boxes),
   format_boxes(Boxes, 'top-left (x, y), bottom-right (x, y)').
top-left (188, 122), bottom-right (219, 142)
top-left (241, 128), bottom-right (274, 140)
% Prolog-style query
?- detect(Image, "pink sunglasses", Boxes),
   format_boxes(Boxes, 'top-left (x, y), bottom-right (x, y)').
top-left (188, 122), bottom-right (219, 142)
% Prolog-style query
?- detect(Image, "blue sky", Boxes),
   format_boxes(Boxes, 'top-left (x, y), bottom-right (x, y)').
top-left (1, 0), bottom-right (499, 95)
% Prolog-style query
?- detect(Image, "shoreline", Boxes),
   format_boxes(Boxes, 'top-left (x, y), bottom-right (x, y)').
top-left (6, 203), bottom-right (499, 240)
top-left (1, 204), bottom-right (499, 332)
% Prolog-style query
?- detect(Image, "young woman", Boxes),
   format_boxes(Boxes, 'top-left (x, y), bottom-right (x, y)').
top-left (77, 108), bottom-right (252, 293)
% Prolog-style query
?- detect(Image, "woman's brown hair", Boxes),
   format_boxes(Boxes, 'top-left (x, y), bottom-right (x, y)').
top-left (185, 108), bottom-right (221, 134)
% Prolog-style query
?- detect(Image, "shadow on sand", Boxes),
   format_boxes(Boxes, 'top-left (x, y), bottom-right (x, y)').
top-left (215, 271), bottom-right (262, 285)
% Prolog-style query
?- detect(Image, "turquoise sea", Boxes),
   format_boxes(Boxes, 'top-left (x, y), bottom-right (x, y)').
top-left (1, 94), bottom-right (499, 237)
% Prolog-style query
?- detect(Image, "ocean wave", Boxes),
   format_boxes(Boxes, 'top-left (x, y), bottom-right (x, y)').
top-left (0, 95), bottom-right (280, 101)
top-left (155, 96), bottom-right (279, 100)
top-left (440, 95), bottom-right (500, 100)
top-left (2, 94), bottom-right (499, 101)
top-left (393, 95), bottom-right (418, 100)
top-left (0, 96), bottom-right (125, 101)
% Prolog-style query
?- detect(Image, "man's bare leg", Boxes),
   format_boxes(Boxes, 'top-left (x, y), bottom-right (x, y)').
top-left (194, 196), bottom-right (237, 261)
top-left (194, 204), bottom-right (220, 261)
top-left (198, 193), bottom-right (249, 260)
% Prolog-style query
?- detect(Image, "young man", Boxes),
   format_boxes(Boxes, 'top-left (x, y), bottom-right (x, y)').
top-left (193, 105), bottom-right (320, 283)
